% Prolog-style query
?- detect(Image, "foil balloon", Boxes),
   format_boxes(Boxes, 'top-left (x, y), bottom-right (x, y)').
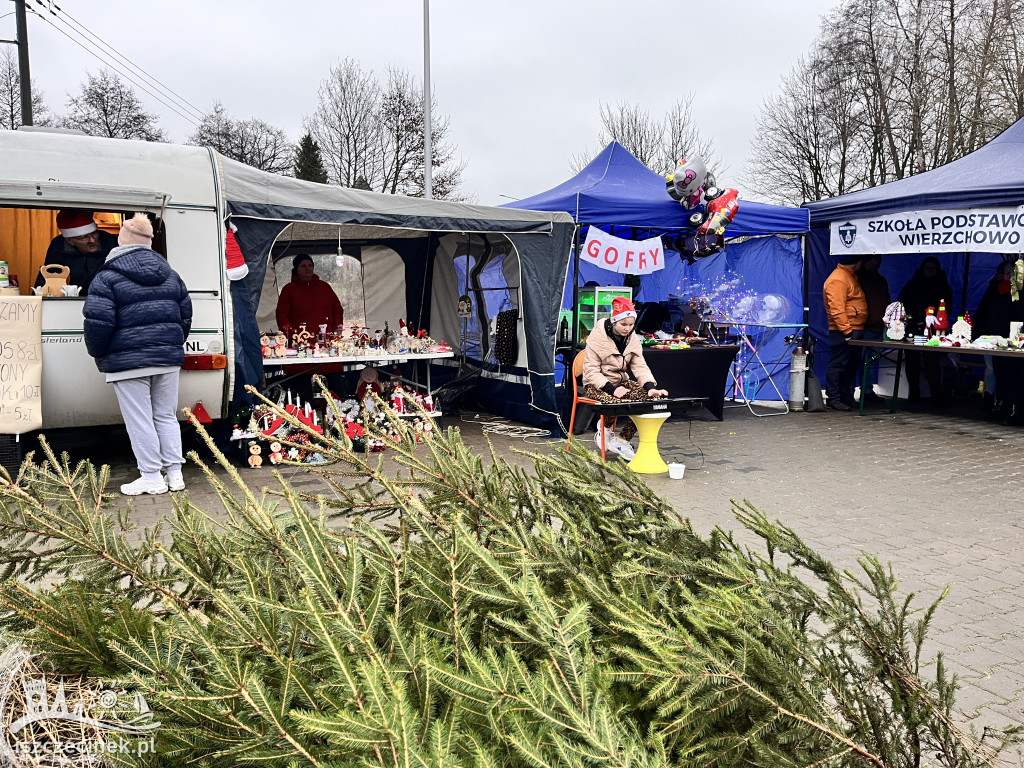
top-left (698, 188), bottom-right (740, 236)
top-left (666, 156), bottom-right (707, 209)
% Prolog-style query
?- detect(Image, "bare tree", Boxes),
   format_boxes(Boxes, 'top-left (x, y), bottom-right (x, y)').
top-left (0, 48), bottom-right (51, 129)
top-left (571, 96), bottom-right (718, 177)
top-left (305, 59), bottom-right (464, 198)
top-left (598, 101), bottom-right (663, 167)
top-left (306, 58), bottom-right (380, 188)
top-left (60, 68), bottom-right (165, 141)
top-left (746, 0), bottom-right (1024, 205)
top-left (187, 101), bottom-right (293, 174)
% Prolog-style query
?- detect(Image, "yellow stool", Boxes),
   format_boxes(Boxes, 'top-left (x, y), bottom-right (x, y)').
top-left (627, 413), bottom-right (670, 474)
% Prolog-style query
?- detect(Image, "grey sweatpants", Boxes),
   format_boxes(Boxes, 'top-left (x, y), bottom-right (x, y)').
top-left (112, 371), bottom-right (184, 476)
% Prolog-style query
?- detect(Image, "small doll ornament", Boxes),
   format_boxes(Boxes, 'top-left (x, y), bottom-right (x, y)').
top-left (391, 384), bottom-right (406, 414)
top-left (924, 306), bottom-right (938, 338)
top-left (247, 441), bottom-right (263, 468)
top-left (356, 367), bottom-right (383, 402)
top-left (268, 440), bottom-right (285, 464)
top-left (935, 299), bottom-right (949, 333)
top-left (883, 301), bottom-right (906, 342)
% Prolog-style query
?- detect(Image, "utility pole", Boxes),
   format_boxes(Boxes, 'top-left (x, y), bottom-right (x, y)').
top-left (15, 0), bottom-right (33, 125)
top-left (422, 0), bottom-right (432, 199)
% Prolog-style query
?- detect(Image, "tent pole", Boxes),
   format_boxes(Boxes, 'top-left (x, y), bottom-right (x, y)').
top-left (961, 251), bottom-right (971, 314)
top-left (801, 233), bottom-right (810, 342)
top-left (572, 225), bottom-right (582, 352)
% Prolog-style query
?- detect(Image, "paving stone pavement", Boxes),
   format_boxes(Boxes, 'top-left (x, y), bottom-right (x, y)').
top-left (35, 400), bottom-right (1024, 750)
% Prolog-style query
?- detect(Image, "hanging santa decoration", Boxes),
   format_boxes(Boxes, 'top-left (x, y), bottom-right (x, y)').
top-left (225, 221), bottom-right (249, 281)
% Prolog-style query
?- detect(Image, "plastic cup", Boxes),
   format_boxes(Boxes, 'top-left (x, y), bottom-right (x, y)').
top-left (668, 462), bottom-right (685, 480)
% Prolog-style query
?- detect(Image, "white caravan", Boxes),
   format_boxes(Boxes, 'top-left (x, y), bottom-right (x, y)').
top-left (0, 129), bottom-right (230, 429)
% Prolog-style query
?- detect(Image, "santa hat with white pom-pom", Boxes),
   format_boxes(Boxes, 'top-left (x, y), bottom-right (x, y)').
top-left (225, 221), bottom-right (249, 281)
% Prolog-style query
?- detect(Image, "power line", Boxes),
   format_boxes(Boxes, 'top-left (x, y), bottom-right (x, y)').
top-left (30, 9), bottom-right (202, 128)
top-left (34, 0), bottom-right (206, 123)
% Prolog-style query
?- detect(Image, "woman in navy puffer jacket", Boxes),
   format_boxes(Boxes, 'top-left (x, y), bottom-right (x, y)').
top-left (84, 213), bottom-right (192, 496)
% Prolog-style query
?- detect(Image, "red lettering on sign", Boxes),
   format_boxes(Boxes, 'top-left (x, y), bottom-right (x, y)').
top-left (638, 252), bottom-right (647, 270)
top-left (604, 247), bottom-right (618, 265)
top-left (586, 239), bottom-right (601, 259)
top-left (625, 251), bottom-right (634, 268)
top-left (650, 247), bottom-right (660, 265)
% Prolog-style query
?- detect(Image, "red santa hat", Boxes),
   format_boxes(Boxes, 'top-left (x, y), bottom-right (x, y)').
top-left (610, 296), bottom-right (637, 323)
top-left (225, 222), bottom-right (249, 281)
top-left (56, 210), bottom-right (98, 238)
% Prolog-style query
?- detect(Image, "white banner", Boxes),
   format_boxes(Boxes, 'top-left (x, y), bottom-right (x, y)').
top-left (581, 228), bottom-right (664, 274)
top-left (831, 206), bottom-right (1024, 255)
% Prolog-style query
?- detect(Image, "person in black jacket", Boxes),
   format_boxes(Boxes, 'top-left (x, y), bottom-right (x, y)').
top-left (84, 213), bottom-right (193, 495)
top-left (35, 210), bottom-right (119, 295)
top-left (972, 259), bottom-right (1024, 424)
top-left (898, 256), bottom-right (953, 403)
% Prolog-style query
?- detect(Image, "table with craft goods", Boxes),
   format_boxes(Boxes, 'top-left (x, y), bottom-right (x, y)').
top-left (262, 350), bottom-right (455, 392)
top-left (847, 338), bottom-right (1024, 415)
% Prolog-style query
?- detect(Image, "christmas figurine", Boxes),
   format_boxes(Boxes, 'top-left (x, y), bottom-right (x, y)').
top-left (924, 306), bottom-right (937, 338)
top-left (883, 301), bottom-right (906, 341)
top-left (391, 384), bottom-right (406, 414)
top-left (268, 441), bottom-right (285, 464)
top-left (935, 299), bottom-right (949, 333)
top-left (247, 441), bottom-right (263, 468)
top-left (356, 367), bottom-right (383, 402)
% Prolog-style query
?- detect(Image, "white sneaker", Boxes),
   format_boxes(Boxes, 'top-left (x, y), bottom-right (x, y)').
top-left (594, 427), bottom-right (614, 453)
top-left (121, 476), bottom-right (168, 496)
top-left (607, 435), bottom-right (636, 460)
top-left (165, 471), bottom-right (185, 492)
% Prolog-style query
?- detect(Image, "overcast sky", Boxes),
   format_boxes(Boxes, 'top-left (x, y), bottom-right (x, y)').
top-left (4, 0), bottom-right (834, 205)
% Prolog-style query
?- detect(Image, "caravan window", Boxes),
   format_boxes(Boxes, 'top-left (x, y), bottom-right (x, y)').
top-left (0, 208), bottom-right (169, 297)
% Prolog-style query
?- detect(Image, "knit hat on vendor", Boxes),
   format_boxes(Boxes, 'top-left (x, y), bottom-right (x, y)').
top-left (610, 296), bottom-right (638, 323)
top-left (292, 254), bottom-right (314, 274)
top-left (118, 212), bottom-right (154, 246)
top-left (56, 210), bottom-right (98, 238)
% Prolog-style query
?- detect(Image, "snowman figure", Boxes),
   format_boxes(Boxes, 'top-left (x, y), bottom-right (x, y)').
top-left (883, 301), bottom-right (906, 341)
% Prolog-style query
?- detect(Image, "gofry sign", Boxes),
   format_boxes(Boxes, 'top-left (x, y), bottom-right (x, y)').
top-left (581, 228), bottom-right (664, 275)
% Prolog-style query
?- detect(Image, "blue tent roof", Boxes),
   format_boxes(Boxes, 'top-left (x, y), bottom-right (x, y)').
top-left (804, 116), bottom-right (1024, 225)
top-left (505, 142), bottom-right (809, 236)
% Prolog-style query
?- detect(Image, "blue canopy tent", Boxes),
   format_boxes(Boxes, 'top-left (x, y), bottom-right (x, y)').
top-left (802, 116), bottom-right (1024, 384)
top-left (506, 142), bottom-right (810, 403)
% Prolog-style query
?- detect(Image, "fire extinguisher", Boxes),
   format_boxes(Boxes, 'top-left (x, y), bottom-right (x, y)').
top-left (788, 345), bottom-right (807, 411)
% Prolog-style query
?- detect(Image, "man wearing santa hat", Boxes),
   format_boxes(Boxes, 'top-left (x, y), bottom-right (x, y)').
top-left (35, 209), bottom-right (119, 295)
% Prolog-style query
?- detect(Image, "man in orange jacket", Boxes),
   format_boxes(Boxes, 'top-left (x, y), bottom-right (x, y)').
top-left (823, 254), bottom-right (867, 411)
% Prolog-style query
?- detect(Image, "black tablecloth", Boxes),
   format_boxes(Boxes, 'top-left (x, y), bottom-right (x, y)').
top-left (643, 345), bottom-right (740, 421)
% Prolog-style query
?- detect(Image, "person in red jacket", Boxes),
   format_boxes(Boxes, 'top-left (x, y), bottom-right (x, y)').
top-left (275, 254), bottom-right (344, 342)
